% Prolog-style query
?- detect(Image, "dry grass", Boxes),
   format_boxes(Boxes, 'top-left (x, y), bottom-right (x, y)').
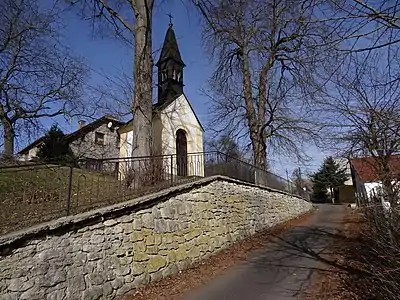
top-left (0, 163), bottom-right (209, 235)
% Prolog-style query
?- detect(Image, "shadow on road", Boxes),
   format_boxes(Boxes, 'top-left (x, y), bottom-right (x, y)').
top-left (245, 205), bottom-right (374, 300)
top-left (184, 205), bottom-right (369, 300)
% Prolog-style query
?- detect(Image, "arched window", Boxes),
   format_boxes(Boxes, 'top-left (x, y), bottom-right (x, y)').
top-left (161, 70), bottom-right (167, 81)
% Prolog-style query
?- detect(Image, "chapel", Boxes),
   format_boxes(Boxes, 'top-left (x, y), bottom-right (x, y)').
top-left (118, 23), bottom-right (204, 177)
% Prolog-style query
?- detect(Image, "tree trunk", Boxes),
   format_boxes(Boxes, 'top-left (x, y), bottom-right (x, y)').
top-left (3, 121), bottom-right (15, 158)
top-left (252, 134), bottom-right (267, 169)
top-left (131, 0), bottom-right (154, 158)
top-left (241, 52), bottom-right (268, 170)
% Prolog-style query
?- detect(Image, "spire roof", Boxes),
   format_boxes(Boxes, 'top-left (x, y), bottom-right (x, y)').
top-left (156, 24), bottom-right (185, 67)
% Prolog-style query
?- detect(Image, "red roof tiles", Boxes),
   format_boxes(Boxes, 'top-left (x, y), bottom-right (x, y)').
top-left (350, 155), bottom-right (400, 183)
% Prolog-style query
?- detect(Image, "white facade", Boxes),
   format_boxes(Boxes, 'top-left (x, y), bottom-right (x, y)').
top-left (19, 147), bottom-right (39, 161)
top-left (157, 94), bottom-right (204, 177)
top-left (157, 94), bottom-right (203, 156)
top-left (119, 94), bottom-right (204, 177)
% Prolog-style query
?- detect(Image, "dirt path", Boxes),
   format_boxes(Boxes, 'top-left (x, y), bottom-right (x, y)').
top-left (182, 204), bottom-right (346, 300)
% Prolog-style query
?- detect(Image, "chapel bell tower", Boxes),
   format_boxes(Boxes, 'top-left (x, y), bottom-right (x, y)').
top-left (156, 22), bottom-right (185, 105)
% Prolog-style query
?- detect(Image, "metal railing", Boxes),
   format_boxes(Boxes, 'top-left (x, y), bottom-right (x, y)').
top-left (0, 152), bottom-right (307, 235)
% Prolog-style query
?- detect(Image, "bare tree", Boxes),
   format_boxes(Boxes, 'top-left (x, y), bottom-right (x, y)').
top-left (71, 0), bottom-right (155, 158)
top-left (205, 135), bottom-right (243, 158)
top-left (0, 0), bottom-right (86, 158)
top-left (195, 0), bottom-right (329, 169)
top-left (319, 52), bottom-right (400, 206)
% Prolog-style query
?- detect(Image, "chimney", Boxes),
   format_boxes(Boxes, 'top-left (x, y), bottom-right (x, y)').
top-left (78, 120), bottom-right (86, 129)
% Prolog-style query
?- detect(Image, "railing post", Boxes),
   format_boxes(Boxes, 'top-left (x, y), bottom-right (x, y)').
top-left (66, 165), bottom-right (73, 216)
top-left (170, 154), bottom-right (174, 186)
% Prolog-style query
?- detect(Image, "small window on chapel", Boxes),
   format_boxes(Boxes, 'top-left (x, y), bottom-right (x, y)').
top-left (95, 132), bottom-right (105, 145)
top-left (116, 134), bottom-right (120, 148)
top-left (177, 71), bottom-right (181, 82)
top-left (161, 70), bottom-right (167, 81)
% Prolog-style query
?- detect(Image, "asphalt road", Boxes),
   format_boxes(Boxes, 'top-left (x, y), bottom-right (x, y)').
top-left (182, 204), bottom-right (346, 300)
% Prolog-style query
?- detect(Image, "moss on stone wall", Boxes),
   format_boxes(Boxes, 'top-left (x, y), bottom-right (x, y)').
top-left (0, 180), bottom-right (312, 300)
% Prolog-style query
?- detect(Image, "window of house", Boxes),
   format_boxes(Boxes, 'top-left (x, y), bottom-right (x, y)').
top-left (95, 132), bottom-right (105, 145)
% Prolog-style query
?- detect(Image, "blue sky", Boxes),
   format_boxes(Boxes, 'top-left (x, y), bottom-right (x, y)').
top-left (28, 0), bottom-right (327, 177)
top-left (54, 2), bottom-right (211, 130)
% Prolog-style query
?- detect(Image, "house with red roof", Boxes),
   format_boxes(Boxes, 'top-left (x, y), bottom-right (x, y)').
top-left (349, 155), bottom-right (400, 204)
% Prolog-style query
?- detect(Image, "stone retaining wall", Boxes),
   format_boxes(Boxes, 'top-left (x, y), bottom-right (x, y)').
top-left (0, 176), bottom-right (312, 300)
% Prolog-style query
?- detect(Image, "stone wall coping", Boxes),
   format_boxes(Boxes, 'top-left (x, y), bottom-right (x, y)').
top-left (0, 175), bottom-right (306, 251)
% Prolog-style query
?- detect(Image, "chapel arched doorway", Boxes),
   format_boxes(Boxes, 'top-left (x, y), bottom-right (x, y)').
top-left (176, 129), bottom-right (188, 176)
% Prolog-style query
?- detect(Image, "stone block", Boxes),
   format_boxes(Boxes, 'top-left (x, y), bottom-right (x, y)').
top-left (141, 213), bottom-right (154, 229)
top-left (113, 225), bottom-right (124, 234)
top-left (73, 252), bottom-right (87, 267)
top-left (154, 235), bottom-right (162, 246)
top-left (8, 277), bottom-right (33, 292)
top-left (67, 274), bottom-right (86, 292)
top-left (115, 265), bottom-right (131, 277)
top-left (145, 235), bottom-right (155, 246)
top-left (124, 274), bottom-right (134, 283)
top-left (118, 257), bottom-right (132, 267)
top-left (103, 282), bottom-right (113, 297)
top-left (175, 246), bottom-right (187, 261)
top-left (87, 251), bottom-right (102, 261)
top-left (116, 284), bottom-right (133, 297)
top-left (120, 214), bottom-right (134, 223)
top-left (104, 219), bottom-right (119, 227)
top-left (162, 264), bottom-right (178, 278)
top-left (90, 234), bottom-right (105, 244)
top-left (132, 241), bottom-right (146, 253)
top-left (88, 273), bottom-right (104, 285)
top-left (111, 277), bottom-right (124, 290)
top-left (130, 231), bottom-right (145, 242)
top-left (91, 222), bottom-right (105, 230)
top-left (71, 243), bottom-right (83, 252)
top-left (160, 206), bottom-right (175, 219)
top-left (154, 219), bottom-right (167, 234)
top-left (166, 220), bottom-right (178, 232)
top-left (150, 270), bottom-right (163, 282)
top-left (1, 292), bottom-right (19, 300)
top-left (82, 286), bottom-right (103, 300)
top-left (147, 245), bottom-right (159, 255)
top-left (111, 239), bottom-right (122, 248)
top-left (133, 252), bottom-right (149, 262)
top-left (151, 206), bottom-right (161, 218)
top-left (19, 288), bottom-right (45, 300)
top-left (147, 256), bottom-right (167, 273)
top-left (123, 223), bottom-right (134, 234)
top-left (82, 244), bottom-right (100, 253)
top-left (187, 247), bottom-right (201, 259)
top-left (115, 248), bottom-right (126, 257)
top-left (46, 289), bottom-right (65, 300)
top-left (132, 274), bottom-right (150, 288)
top-left (29, 262), bottom-right (49, 277)
top-left (38, 249), bottom-right (61, 261)
top-left (132, 218), bottom-right (143, 230)
top-left (131, 262), bottom-right (146, 276)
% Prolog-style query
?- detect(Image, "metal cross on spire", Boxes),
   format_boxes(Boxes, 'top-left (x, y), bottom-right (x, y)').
top-left (167, 13), bottom-right (173, 26)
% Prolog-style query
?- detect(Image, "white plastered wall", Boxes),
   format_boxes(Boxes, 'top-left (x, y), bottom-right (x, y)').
top-left (157, 94), bottom-right (204, 177)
